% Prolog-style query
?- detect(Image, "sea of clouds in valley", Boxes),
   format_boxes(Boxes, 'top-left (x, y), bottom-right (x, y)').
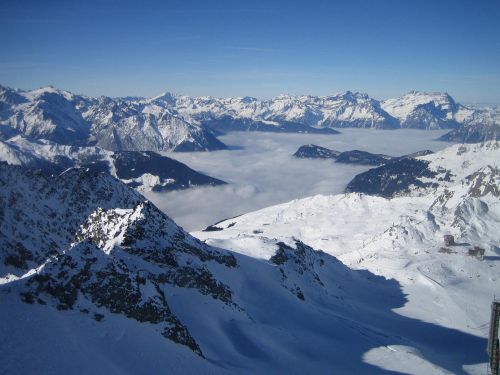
top-left (145, 128), bottom-right (451, 231)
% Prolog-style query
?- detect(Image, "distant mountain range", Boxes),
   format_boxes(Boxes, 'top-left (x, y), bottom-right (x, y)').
top-left (0, 85), bottom-right (226, 152)
top-left (1, 84), bottom-right (498, 150)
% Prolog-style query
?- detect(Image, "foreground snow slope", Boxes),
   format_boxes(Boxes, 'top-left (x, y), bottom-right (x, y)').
top-left (195, 142), bottom-right (500, 374)
top-left (0, 159), bottom-right (491, 374)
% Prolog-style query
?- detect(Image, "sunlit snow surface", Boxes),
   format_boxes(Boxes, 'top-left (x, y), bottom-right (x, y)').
top-left (146, 129), bottom-right (450, 231)
top-left (194, 140), bottom-right (499, 375)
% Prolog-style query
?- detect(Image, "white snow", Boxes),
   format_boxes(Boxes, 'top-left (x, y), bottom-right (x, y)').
top-left (193, 141), bottom-right (500, 373)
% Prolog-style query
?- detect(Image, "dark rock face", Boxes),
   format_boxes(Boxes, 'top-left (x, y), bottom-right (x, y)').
top-left (0, 164), bottom-right (238, 355)
top-left (439, 122), bottom-right (499, 143)
top-left (112, 151), bottom-right (225, 191)
top-left (270, 241), bottom-right (327, 301)
top-left (293, 144), bottom-right (393, 166)
top-left (22, 244), bottom-right (204, 356)
top-left (294, 144), bottom-right (435, 172)
top-left (0, 125), bottom-right (19, 140)
top-left (345, 158), bottom-right (441, 198)
top-left (202, 225), bottom-right (224, 232)
top-left (322, 118), bottom-right (400, 129)
top-left (202, 116), bottom-right (340, 134)
top-left (464, 166), bottom-right (499, 198)
top-left (335, 150), bottom-right (393, 165)
top-left (172, 130), bottom-right (228, 152)
top-left (402, 102), bottom-right (460, 130)
top-left (293, 145), bottom-right (341, 159)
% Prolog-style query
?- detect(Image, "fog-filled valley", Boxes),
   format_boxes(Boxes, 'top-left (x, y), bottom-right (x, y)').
top-left (147, 129), bottom-right (450, 230)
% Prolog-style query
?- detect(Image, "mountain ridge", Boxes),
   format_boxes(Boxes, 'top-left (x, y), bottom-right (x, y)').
top-left (2, 85), bottom-right (498, 147)
top-left (0, 135), bottom-right (226, 192)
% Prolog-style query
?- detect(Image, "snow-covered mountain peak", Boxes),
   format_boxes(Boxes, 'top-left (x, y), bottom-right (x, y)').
top-left (27, 85), bottom-right (78, 102)
top-left (0, 85), bottom-right (27, 105)
top-left (336, 90), bottom-right (370, 101)
top-left (381, 90), bottom-right (473, 129)
top-left (238, 95), bottom-right (258, 103)
top-left (147, 91), bottom-right (178, 105)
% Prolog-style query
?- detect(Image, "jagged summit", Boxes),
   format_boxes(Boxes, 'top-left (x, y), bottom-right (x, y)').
top-left (147, 91), bottom-right (178, 105)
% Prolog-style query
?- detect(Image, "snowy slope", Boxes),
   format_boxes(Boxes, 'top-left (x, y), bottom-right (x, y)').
top-left (346, 142), bottom-right (498, 198)
top-left (381, 91), bottom-right (475, 129)
top-left (439, 107), bottom-right (500, 143)
top-left (0, 85), bottom-right (91, 144)
top-left (0, 158), bottom-right (492, 374)
top-left (0, 135), bottom-right (225, 192)
top-left (195, 141), bottom-right (500, 374)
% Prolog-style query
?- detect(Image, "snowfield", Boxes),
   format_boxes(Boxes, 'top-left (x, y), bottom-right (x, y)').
top-left (194, 142), bottom-right (500, 374)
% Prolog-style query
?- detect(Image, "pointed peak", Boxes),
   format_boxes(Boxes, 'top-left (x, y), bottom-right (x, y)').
top-left (239, 96), bottom-right (257, 103)
top-left (28, 85), bottom-right (76, 101)
top-left (149, 91), bottom-right (177, 104)
top-left (338, 91), bottom-right (369, 101)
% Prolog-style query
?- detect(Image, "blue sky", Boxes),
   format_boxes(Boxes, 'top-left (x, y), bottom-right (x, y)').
top-left (1, 0), bottom-right (499, 103)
